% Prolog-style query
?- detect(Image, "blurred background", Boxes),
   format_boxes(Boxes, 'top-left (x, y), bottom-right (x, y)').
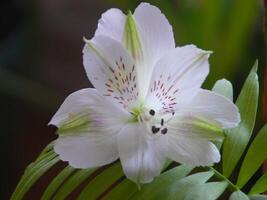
top-left (0, 0), bottom-right (264, 199)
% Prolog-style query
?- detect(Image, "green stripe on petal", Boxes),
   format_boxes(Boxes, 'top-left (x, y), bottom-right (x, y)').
top-left (123, 11), bottom-right (144, 61)
top-left (57, 112), bottom-right (91, 135)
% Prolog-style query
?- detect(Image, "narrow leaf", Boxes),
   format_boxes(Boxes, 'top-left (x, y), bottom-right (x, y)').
top-left (223, 61), bottom-right (259, 178)
top-left (237, 124), bottom-right (267, 188)
top-left (127, 165), bottom-right (194, 200)
top-left (250, 195), bottom-right (267, 200)
top-left (77, 163), bottom-right (123, 200)
top-left (229, 190), bottom-right (249, 200)
top-left (102, 161), bottom-right (173, 200)
top-left (167, 171), bottom-right (216, 200)
top-left (249, 172), bottom-right (267, 195)
top-left (41, 165), bottom-right (75, 200)
top-left (184, 181), bottom-right (228, 200)
top-left (101, 179), bottom-right (136, 200)
top-left (212, 78), bottom-right (233, 101)
top-left (11, 151), bottom-right (59, 200)
top-left (53, 167), bottom-right (96, 200)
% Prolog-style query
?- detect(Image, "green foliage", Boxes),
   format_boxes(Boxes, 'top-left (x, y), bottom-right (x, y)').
top-left (130, 165), bottom-right (194, 200)
top-left (237, 124), bottom-right (267, 188)
top-left (223, 61), bottom-right (259, 178)
top-left (250, 195), bottom-right (267, 200)
top-left (52, 167), bottom-right (96, 199)
top-left (184, 181), bottom-right (228, 200)
top-left (11, 61), bottom-right (267, 200)
top-left (229, 190), bottom-right (249, 200)
top-left (249, 173), bottom-right (267, 195)
top-left (212, 79), bottom-right (233, 101)
top-left (77, 163), bottom-right (123, 200)
top-left (11, 145), bottom-right (59, 200)
top-left (41, 166), bottom-right (75, 200)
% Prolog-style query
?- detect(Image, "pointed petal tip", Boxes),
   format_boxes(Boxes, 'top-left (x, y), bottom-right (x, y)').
top-left (126, 10), bottom-right (133, 16)
top-left (83, 36), bottom-right (90, 43)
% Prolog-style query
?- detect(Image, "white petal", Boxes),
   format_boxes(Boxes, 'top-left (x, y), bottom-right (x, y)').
top-left (134, 3), bottom-right (175, 66)
top-left (94, 8), bottom-right (126, 42)
top-left (145, 45), bottom-right (211, 113)
top-left (50, 88), bottom-right (126, 168)
top-left (117, 124), bottom-right (166, 184)
top-left (49, 88), bottom-right (129, 134)
top-left (83, 36), bottom-right (139, 111)
top-left (132, 3), bottom-right (175, 96)
top-left (54, 134), bottom-right (118, 168)
top-left (182, 89), bottom-right (240, 129)
top-left (168, 115), bottom-right (224, 142)
top-left (166, 134), bottom-right (220, 166)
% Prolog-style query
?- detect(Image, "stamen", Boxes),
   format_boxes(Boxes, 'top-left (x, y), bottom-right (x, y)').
top-left (161, 127), bottom-right (168, 135)
top-left (149, 109), bottom-right (155, 116)
top-left (151, 126), bottom-right (160, 134)
top-left (161, 118), bottom-right (164, 126)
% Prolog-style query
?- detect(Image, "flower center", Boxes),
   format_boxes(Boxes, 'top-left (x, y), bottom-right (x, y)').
top-left (131, 107), bottom-right (175, 136)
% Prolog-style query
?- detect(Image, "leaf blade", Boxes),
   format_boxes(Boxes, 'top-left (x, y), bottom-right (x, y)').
top-left (212, 78), bottom-right (233, 101)
top-left (52, 167), bottom-right (96, 200)
top-left (229, 190), bottom-right (249, 200)
top-left (77, 163), bottom-right (124, 200)
top-left (223, 61), bottom-right (259, 178)
top-left (11, 151), bottom-right (59, 200)
top-left (184, 181), bottom-right (228, 200)
top-left (41, 165), bottom-right (75, 200)
top-left (130, 165), bottom-right (194, 200)
top-left (249, 172), bottom-right (267, 195)
top-left (237, 124), bottom-right (267, 188)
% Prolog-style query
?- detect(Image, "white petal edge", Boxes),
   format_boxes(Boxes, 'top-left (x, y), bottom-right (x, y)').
top-left (94, 8), bottom-right (126, 42)
top-left (49, 88), bottom-right (129, 129)
top-left (54, 134), bottom-right (119, 168)
top-left (132, 3), bottom-right (175, 96)
top-left (166, 134), bottom-right (220, 166)
top-left (182, 89), bottom-right (240, 129)
top-left (134, 2), bottom-right (175, 66)
top-left (117, 124), bottom-right (166, 184)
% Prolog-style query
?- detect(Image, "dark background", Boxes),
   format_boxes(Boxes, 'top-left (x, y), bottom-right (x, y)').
top-left (0, 0), bottom-right (264, 199)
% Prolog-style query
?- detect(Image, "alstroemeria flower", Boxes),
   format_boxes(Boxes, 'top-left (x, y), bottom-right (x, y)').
top-left (49, 3), bottom-right (240, 184)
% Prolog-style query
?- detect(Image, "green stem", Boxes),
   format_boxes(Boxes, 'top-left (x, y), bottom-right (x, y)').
top-left (207, 166), bottom-right (239, 192)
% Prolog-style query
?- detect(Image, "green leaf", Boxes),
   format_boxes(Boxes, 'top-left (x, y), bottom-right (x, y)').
top-left (237, 124), bottom-right (267, 188)
top-left (184, 181), bottom-right (228, 200)
top-left (223, 61), bottom-right (259, 178)
top-left (167, 171), bottom-right (216, 200)
top-left (249, 172), bottom-right (267, 195)
top-left (77, 163), bottom-right (124, 200)
top-left (41, 165), bottom-right (75, 200)
top-left (127, 165), bottom-right (194, 200)
top-left (11, 151), bottom-right (59, 200)
top-left (53, 167), bottom-right (96, 200)
top-left (101, 179), bottom-right (136, 200)
top-left (102, 161), bottom-right (175, 200)
top-left (250, 195), bottom-right (267, 200)
top-left (212, 78), bottom-right (233, 101)
top-left (230, 190), bottom-right (249, 200)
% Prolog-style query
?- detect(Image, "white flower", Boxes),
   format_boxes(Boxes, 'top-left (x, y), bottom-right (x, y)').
top-left (49, 3), bottom-right (240, 184)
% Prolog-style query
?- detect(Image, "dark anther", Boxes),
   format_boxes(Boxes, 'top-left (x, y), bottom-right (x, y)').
top-left (161, 118), bottom-right (164, 126)
top-left (172, 112), bottom-right (175, 115)
top-left (152, 126), bottom-right (160, 134)
top-left (149, 109), bottom-right (155, 116)
top-left (161, 128), bottom-right (168, 135)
